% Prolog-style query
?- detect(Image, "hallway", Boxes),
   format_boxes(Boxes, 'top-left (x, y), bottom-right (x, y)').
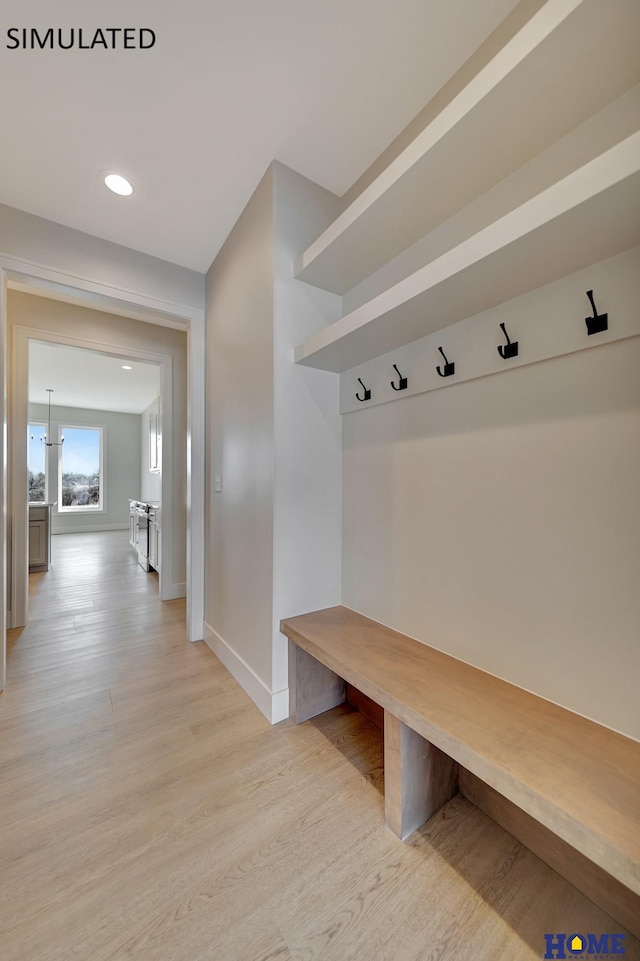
top-left (0, 534), bottom-right (635, 961)
top-left (5, 531), bottom-right (188, 717)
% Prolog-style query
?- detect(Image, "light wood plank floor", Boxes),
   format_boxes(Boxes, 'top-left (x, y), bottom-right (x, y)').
top-left (1, 531), bottom-right (637, 961)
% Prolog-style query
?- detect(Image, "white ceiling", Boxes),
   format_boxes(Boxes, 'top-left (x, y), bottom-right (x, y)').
top-left (0, 0), bottom-right (520, 272)
top-left (29, 341), bottom-right (160, 414)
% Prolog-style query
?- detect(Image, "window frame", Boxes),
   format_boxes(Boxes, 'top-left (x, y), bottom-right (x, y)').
top-left (57, 424), bottom-right (105, 513)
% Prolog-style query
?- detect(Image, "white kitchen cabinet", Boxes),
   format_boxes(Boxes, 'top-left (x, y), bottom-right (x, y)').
top-left (148, 511), bottom-right (160, 572)
top-left (128, 502), bottom-right (137, 550)
top-left (149, 410), bottom-right (160, 473)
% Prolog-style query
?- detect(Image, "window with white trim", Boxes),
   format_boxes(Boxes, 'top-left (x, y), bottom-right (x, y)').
top-left (28, 423), bottom-right (47, 502)
top-left (58, 425), bottom-right (104, 511)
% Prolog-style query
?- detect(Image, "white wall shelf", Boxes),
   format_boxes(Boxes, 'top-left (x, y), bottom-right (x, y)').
top-left (294, 134), bottom-right (640, 372)
top-left (295, 0), bottom-right (640, 296)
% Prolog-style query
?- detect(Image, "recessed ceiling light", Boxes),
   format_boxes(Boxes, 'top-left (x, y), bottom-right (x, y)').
top-left (122, 365), bottom-right (133, 370)
top-left (105, 173), bottom-right (133, 196)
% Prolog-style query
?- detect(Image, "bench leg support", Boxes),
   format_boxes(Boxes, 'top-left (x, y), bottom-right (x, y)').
top-left (289, 640), bottom-right (346, 723)
top-left (384, 711), bottom-right (458, 841)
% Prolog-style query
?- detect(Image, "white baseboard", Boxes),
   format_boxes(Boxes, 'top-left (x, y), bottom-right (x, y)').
top-left (203, 621), bottom-right (289, 724)
top-left (271, 687), bottom-right (290, 724)
top-left (51, 523), bottom-right (128, 535)
top-left (7, 606), bottom-right (22, 630)
top-left (162, 581), bottom-right (186, 601)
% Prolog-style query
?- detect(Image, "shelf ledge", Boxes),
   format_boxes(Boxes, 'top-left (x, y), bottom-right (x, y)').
top-left (294, 132), bottom-right (640, 372)
top-left (295, 0), bottom-right (640, 294)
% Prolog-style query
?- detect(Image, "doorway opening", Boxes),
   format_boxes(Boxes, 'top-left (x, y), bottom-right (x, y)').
top-left (8, 290), bottom-right (188, 638)
top-left (0, 254), bottom-right (205, 697)
top-left (26, 338), bottom-right (169, 623)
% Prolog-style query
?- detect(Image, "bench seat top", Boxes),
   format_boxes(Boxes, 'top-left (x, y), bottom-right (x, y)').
top-left (281, 605), bottom-right (640, 896)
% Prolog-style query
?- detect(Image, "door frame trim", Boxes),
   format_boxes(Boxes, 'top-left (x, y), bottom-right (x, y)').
top-left (0, 252), bottom-right (205, 666)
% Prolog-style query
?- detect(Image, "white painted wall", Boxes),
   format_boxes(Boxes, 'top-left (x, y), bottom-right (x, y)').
top-left (342, 254), bottom-right (640, 741)
top-left (0, 203), bottom-right (204, 312)
top-left (271, 163), bottom-right (343, 702)
top-left (29, 402), bottom-right (141, 534)
top-left (204, 163), bottom-right (343, 722)
top-left (204, 168), bottom-right (276, 700)
top-left (141, 397), bottom-right (162, 504)
top-left (9, 291), bottom-right (188, 600)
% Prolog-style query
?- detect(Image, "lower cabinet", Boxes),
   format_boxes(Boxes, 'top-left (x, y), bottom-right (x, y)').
top-left (129, 501), bottom-right (160, 572)
top-left (149, 516), bottom-right (161, 573)
top-left (29, 504), bottom-right (52, 572)
top-left (129, 509), bottom-right (137, 550)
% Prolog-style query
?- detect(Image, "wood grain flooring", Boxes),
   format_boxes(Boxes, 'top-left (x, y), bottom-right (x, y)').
top-left (1, 531), bottom-right (638, 961)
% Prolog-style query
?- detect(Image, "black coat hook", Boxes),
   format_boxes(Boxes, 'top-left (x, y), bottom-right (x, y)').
top-left (390, 364), bottom-right (408, 391)
top-left (585, 289), bottom-right (608, 335)
top-left (436, 347), bottom-right (455, 378)
top-left (355, 377), bottom-right (371, 402)
top-left (497, 322), bottom-right (519, 359)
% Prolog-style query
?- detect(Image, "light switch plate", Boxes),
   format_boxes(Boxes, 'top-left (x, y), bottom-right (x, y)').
top-left (214, 475), bottom-right (222, 492)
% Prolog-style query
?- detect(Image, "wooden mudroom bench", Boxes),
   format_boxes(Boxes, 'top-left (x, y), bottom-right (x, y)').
top-left (280, 605), bottom-right (640, 936)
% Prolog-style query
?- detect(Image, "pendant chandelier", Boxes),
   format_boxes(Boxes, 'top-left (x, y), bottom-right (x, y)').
top-left (42, 389), bottom-right (64, 447)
